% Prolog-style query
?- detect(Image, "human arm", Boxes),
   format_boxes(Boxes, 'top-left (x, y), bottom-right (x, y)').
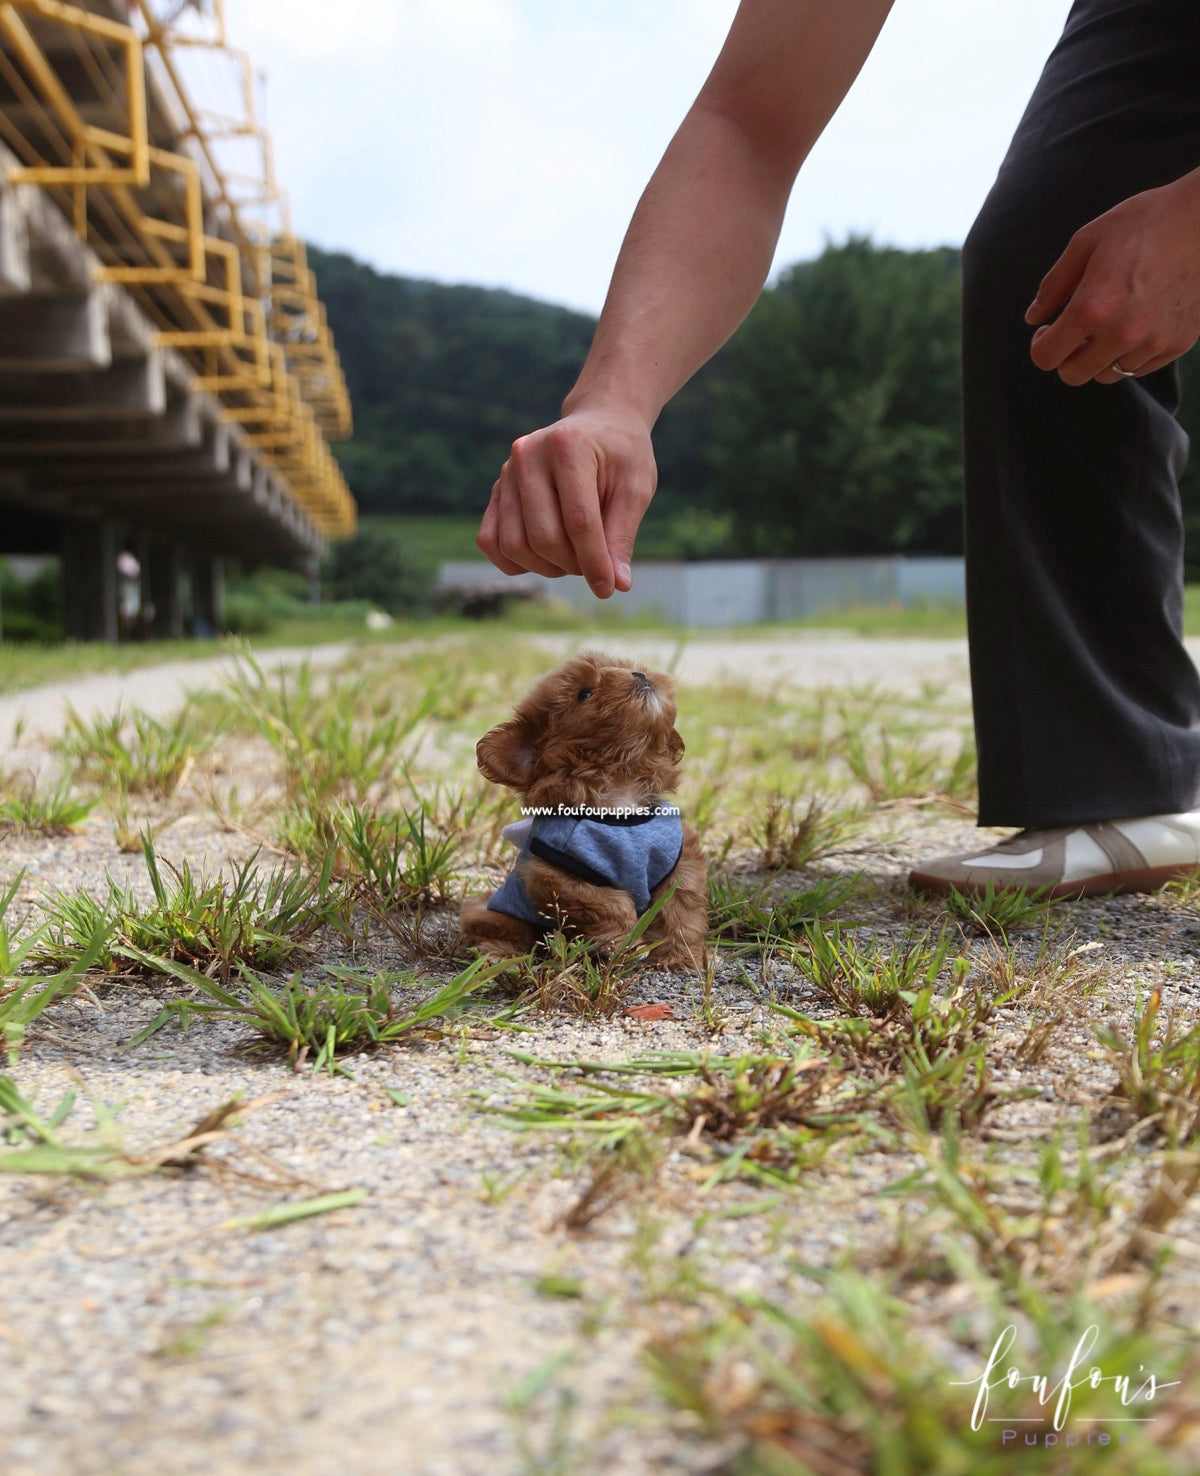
top-left (1026, 166), bottom-right (1200, 385)
top-left (477, 0), bottom-right (897, 597)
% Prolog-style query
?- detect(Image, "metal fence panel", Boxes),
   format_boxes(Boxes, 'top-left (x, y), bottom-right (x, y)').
top-left (436, 556), bottom-right (965, 624)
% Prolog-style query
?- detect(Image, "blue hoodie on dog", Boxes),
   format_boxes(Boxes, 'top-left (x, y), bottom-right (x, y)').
top-left (487, 807), bottom-right (684, 927)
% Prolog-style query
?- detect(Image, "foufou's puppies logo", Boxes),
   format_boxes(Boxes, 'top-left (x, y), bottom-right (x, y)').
top-left (950, 1325), bottom-right (1180, 1448)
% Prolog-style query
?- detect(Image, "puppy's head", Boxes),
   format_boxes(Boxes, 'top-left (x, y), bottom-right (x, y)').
top-left (476, 651), bottom-right (684, 807)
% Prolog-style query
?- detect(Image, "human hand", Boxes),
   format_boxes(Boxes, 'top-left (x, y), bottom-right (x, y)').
top-left (476, 407), bottom-right (657, 599)
top-left (1026, 170), bottom-right (1200, 386)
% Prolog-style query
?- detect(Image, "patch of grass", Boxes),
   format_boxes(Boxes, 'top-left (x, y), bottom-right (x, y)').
top-left (492, 1046), bottom-right (869, 1182)
top-left (972, 927), bottom-right (1109, 1009)
top-left (965, 929), bottom-right (1111, 1069)
top-left (0, 1078), bottom-right (261, 1179)
top-left (0, 772), bottom-right (95, 833)
top-left (0, 872), bottom-right (109, 1056)
top-left (885, 1042), bottom-right (996, 1135)
top-left (775, 927), bottom-right (1012, 1131)
top-left (1105, 1154), bottom-right (1200, 1276)
top-left (278, 801), bottom-right (463, 910)
top-left (749, 792), bottom-right (867, 871)
top-left (497, 928), bottom-right (659, 1019)
top-left (153, 1305), bottom-right (238, 1362)
top-left (838, 703), bottom-right (977, 805)
top-left (140, 955), bottom-right (506, 1073)
top-left (504, 1347), bottom-right (588, 1476)
top-left (789, 921), bottom-right (963, 1015)
top-left (883, 1113), bottom-right (1156, 1299)
top-left (792, 596), bottom-right (968, 637)
top-left (1, 961), bottom-right (101, 1060)
top-left (670, 1052), bottom-right (853, 1140)
top-left (405, 778), bottom-right (514, 868)
top-left (1094, 989), bottom-right (1200, 1145)
top-left (56, 702), bottom-right (208, 799)
top-left (490, 1073), bottom-right (665, 1155)
top-left (224, 651), bottom-right (439, 810)
top-left (553, 1134), bottom-right (663, 1231)
top-left (707, 873), bottom-right (862, 954)
top-left (35, 835), bottom-right (350, 984)
top-left (945, 876), bottom-right (1064, 933)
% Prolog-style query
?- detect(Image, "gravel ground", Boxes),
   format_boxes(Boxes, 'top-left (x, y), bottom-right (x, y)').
top-left (3, 633), bottom-right (1200, 1475)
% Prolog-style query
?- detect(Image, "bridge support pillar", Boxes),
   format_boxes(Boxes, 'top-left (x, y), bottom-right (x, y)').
top-left (61, 517), bottom-right (118, 642)
top-left (190, 553), bottom-right (224, 636)
top-left (142, 537), bottom-right (184, 640)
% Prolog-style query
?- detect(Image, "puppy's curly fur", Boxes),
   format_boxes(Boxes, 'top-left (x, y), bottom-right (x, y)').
top-left (459, 651), bottom-right (707, 970)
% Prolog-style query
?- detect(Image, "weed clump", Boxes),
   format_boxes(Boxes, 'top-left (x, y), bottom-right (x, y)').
top-left (142, 956), bottom-right (504, 1073)
top-left (0, 773), bottom-right (94, 834)
top-left (36, 835), bottom-right (350, 984)
top-left (56, 702), bottom-right (207, 799)
top-left (1094, 988), bottom-right (1200, 1145)
top-left (278, 801), bottom-right (462, 910)
top-left (223, 652), bottom-right (438, 809)
top-left (707, 873), bottom-right (862, 953)
top-left (0, 872), bottom-right (107, 1057)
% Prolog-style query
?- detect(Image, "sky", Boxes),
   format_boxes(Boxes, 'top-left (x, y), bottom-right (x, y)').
top-left (217, 0), bottom-right (1076, 318)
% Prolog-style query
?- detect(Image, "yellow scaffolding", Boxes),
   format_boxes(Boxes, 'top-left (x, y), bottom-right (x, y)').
top-left (0, 0), bottom-right (355, 536)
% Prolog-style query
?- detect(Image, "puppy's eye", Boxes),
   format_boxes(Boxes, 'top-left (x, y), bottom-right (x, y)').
top-left (576, 687), bottom-right (593, 702)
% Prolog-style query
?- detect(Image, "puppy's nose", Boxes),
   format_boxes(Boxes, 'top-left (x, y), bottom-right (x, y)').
top-left (632, 670), bottom-right (648, 684)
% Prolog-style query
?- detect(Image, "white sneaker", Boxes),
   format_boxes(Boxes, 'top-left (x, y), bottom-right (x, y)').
top-left (908, 814), bottom-right (1200, 899)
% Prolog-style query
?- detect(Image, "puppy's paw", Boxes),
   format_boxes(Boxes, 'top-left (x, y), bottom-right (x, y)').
top-left (645, 939), bottom-right (707, 973)
top-left (459, 894), bottom-right (539, 962)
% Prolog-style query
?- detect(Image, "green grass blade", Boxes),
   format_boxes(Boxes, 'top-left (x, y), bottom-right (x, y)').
top-left (221, 1188), bottom-right (368, 1232)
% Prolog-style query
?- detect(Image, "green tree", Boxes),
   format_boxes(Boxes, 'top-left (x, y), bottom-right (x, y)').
top-left (707, 238), bottom-right (963, 556)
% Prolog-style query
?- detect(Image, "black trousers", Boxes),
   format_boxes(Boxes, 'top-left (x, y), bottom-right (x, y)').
top-left (964, 0), bottom-right (1200, 826)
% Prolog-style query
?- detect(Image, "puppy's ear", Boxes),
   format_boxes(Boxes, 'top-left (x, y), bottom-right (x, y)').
top-left (477, 719), bottom-right (538, 789)
top-left (668, 728), bottom-right (685, 760)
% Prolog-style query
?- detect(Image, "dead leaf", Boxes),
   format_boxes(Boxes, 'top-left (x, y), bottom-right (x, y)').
top-left (625, 1003), bottom-right (674, 1021)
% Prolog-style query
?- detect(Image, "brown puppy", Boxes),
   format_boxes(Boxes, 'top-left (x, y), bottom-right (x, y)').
top-left (459, 651), bottom-right (707, 970)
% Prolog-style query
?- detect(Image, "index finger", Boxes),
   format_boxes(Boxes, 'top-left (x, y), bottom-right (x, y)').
top-left (477, 481), bottom-right (526, 575)
top-left (1026, 232), bottom-right (1090, 326)
top-left (545, 433), bottom-right (618, 598)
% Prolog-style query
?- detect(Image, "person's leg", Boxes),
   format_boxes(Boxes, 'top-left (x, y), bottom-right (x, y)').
top-left (912, 0), bottom-right (1200, 896)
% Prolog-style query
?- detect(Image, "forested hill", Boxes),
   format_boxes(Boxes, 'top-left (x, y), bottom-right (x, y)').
top-left (308, 240), bottom-right (1200, 571)
top-left (305, 243), bottom-right (716, 523)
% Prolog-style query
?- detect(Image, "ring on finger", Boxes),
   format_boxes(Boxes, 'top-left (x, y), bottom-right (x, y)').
top-left (1110, 361), bottom-right (1137, 378)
